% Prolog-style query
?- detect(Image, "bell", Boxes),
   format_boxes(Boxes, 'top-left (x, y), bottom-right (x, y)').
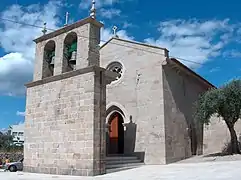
top-left (69, 51), bottom-right (77, 65)
top-left (50, 56), bottom-right (55, 66)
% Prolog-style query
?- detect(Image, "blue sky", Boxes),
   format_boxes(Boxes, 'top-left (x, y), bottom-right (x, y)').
top-left (0, 0), bottom-right (241, 129)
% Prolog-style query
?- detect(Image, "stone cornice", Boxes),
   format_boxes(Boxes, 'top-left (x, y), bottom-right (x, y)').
top-left (25, 66), bottom-right (118, 88)
top-left (34, 17), bottom-right (104, 43)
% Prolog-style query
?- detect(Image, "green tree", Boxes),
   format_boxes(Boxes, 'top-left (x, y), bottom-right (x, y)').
top-left (0, 132), bottom-right (13, 151)
top-left (195, 79), bottom-right (241, 154)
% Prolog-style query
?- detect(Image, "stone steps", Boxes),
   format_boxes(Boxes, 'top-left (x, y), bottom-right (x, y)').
top-left (107, 159), bottom-right (141, 165)
top-left (106, 155), bottom-right (144, 173)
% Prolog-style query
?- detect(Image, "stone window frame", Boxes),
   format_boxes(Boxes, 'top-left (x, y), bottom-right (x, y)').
top-left (106, 61), bottom-right (125, 85)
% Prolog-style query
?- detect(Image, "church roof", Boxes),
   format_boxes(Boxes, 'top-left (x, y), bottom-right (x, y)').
top-left (167, 58), bottom-right (216, 88)
top-left (100, 37), bottom-right (169, 52)
top-left (100, 37), bottom-right (216, 89)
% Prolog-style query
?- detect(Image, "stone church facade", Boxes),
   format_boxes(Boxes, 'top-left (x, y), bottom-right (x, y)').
top-left (23, 9), bottom-right (240, 177)
top-left (100, 38), bottom-right (213, 164)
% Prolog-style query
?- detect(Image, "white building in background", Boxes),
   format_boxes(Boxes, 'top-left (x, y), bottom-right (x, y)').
top-left (9, 123), bottom-right (24, 146)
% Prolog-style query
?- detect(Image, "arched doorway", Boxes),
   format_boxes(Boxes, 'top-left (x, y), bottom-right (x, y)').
top-left (108, 112), bottom-right (124, 154)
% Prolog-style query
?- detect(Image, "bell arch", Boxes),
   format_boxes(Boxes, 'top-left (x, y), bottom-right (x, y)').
top-left (63, 31), bottom-right (78, 72)
top-left (42, 40), bottom-right (56, 78)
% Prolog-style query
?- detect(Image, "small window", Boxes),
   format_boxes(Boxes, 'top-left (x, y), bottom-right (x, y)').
top-left (18, 132), bottom-right (24, 136)
top-left (12, 132), bottom-right (18, 136)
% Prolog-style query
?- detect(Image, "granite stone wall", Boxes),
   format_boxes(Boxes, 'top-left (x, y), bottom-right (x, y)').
top-left (162, 64), bottom-right (209, 163)
top-left (203, 116), bottom-right (241, 155)
top-left (100, 38), bottom-right (168, 164)
top-left (24, 67), bottom-right (107, 176)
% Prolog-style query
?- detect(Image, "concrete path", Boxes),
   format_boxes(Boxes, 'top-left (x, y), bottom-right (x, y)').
top-left (0, 160), bottom-right (240, 180)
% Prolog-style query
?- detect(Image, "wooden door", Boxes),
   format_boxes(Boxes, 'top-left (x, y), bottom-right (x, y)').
top-left (109, 114), bottom-right (119, 154)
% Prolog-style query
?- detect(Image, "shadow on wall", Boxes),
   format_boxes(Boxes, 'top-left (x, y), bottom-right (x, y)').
top-left (123, 115), bottom-right (145, 161)
top-left (124, 116), bottom-right (137, 154)
top-left (163, 65), bottom-right (204, 162)
top-left (105, 112), bottom-right (145, 160)
top-left (105, 114), bottom-right (137, 154)
top-left (204, 134), bottom-right (241, 157)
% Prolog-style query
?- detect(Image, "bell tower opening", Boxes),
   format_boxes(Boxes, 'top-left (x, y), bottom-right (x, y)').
top-left (43, 40), bottom-right (56, 78)
top-left (63, 32), bottom-right (78, 72)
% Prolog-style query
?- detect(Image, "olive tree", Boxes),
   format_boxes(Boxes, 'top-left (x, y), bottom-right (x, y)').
top-left (195, 79), bottom-right (241, 154)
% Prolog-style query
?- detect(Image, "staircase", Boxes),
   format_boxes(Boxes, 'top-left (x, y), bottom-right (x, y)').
top-left (106, 155), bottom-right (144, 173)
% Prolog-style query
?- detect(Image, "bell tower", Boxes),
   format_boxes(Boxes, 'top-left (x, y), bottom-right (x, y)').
top-left (24, 0), bottom-right (117, 177)
top-left (33, 1), bottom-right (102, 80)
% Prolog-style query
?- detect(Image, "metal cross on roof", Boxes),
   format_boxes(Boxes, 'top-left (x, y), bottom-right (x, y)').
top-left (112, 26), bottom-right (119, 38)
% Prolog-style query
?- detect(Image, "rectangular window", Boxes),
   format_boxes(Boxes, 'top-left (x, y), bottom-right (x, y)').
top-left (12, 132), bottom-right (18, 136)
top-left (18, 132), bottom-right (24, 136)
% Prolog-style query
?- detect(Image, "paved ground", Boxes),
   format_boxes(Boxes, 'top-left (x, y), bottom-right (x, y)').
top-left (1, 160), bottom-right (241, 180)
top-left (177, 154), bottom-right (241, 164)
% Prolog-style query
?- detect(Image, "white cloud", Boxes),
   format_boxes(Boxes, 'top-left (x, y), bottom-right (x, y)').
top-left (144, 19), bottom-right (234, 68)
top-left (80, 0), bottom-right (123, 20)
top-left (123, 21), bottom-right (135, 29)
top-left (0, 53), bottom-right (32, 96)
top-left (100, 27), bottom-right (134, 45)
top-left (99, 8), bottom-right (121, 19)
top-left (223, 49), bottom-right (241, 58)
top-left (16, 111), bottom-right (25, 117)
top-left (209, 67), bottom-right (221, 73)
top-left (79, 0), bottom-right (120, 9)
top-left (0, 1), bottom-right (62, 96)
top-left (0, 128), bottom-right (8, 133)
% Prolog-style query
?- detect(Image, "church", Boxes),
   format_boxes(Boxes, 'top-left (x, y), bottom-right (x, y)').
top-left (23, 0), bottom-right (240, 177)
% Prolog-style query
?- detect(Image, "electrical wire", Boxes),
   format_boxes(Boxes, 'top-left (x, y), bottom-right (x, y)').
top-left (0, 17), bottom-right (203, 65)
top-left (0, 17), bottom-right (56, 31)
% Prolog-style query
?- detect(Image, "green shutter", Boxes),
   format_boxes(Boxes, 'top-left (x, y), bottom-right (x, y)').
top-left (68, 41), bottom-right (77, 53)
top-left (46, 50), bottom-right (55, 59)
